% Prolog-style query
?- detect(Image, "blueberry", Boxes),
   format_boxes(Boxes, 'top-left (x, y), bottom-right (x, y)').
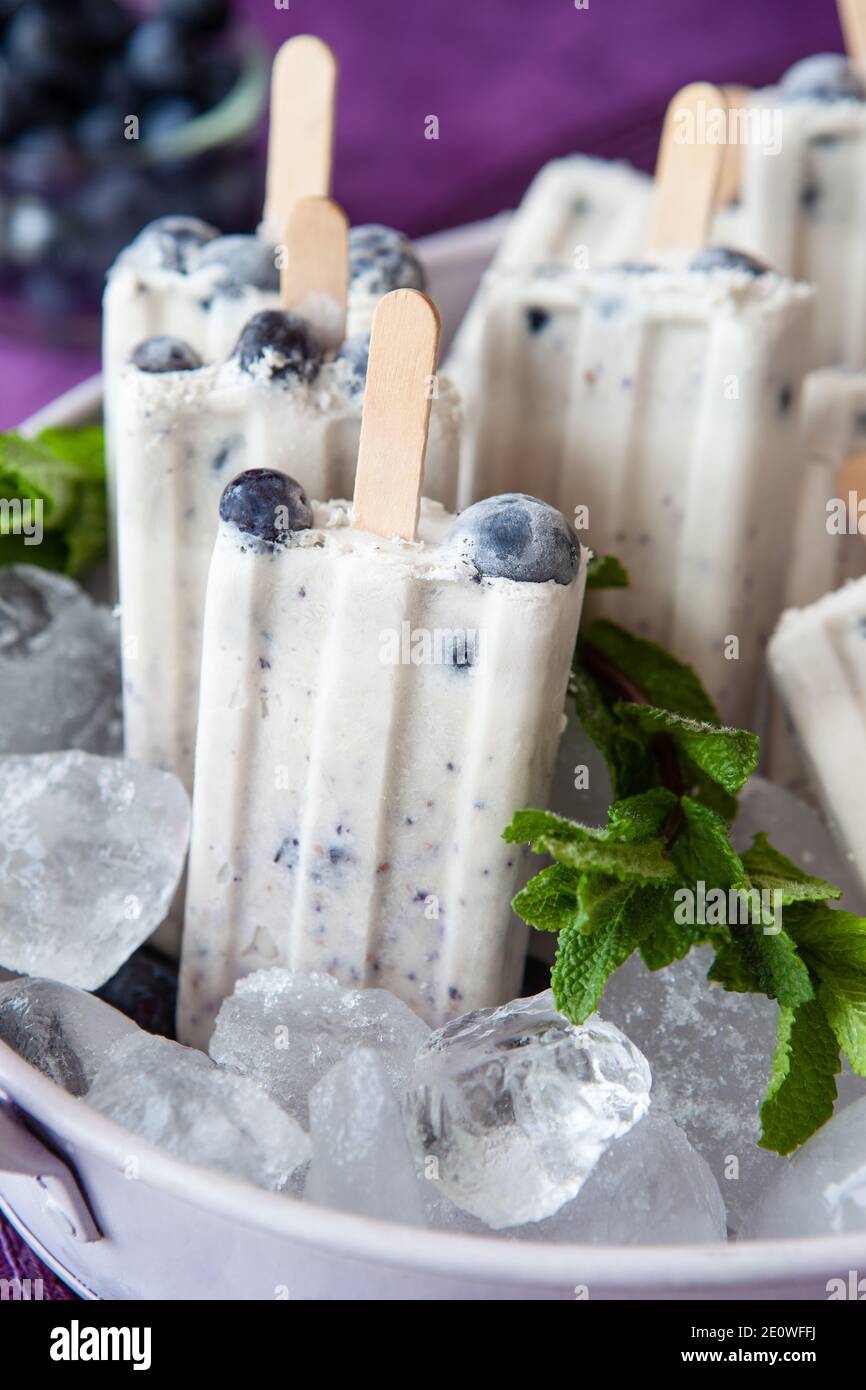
top-left (335, 333), bottom-right (370, 394)
top-left (131, 335), bottom-right (202, 373)
top-left (779, 53), bottom-right (866, 104)
top-left (10, 125), bottom-right (81, 190)
top-left (219, 469), bottom-right (314, 546)
top-left (141, 96), bottom-right (199, 144)
top-left (0, 60), bottom-right (35, 142)
top-left (125, 18), bottom-right (195, 94)
top-left (526, 308), bottom-right (549, 334)
top-left (349, 224), bottom-right (427, 295)
top-left (4, 2), bottom-right (91, 93)
top-left (122, 213), bottom-right (219, 272)
top-left (190, 234), bottom-right (279, 292)
top-left (157, 0), bottom-right (231, 36)
top-left (450, 494), bottom-right (581, 586)
top-left (613, 260), bottom-right (659, 274)
top-left (193, 53), bottom-right (240, 110)
top-left (689, 246), bottom-right (770, 276)
top-left (233, 310), bottom-right (323, 383)
top-left (78, 0), bottom-right (131, 52)
top-left (96, 945), bottom-right (178, 1038)
top-left (5, 196), bottom-right (60, 265)
top-left (75, 102), bottom-right (128, 155)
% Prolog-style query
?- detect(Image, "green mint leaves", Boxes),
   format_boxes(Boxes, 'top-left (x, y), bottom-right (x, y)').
top-left (505, 604), bottom-right (866, 1156)
top-left (0, 427), bottom-right (108, 578)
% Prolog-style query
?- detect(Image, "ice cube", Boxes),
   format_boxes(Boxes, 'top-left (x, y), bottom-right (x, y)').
top-left (209, 968), bottom-right (430, 1125)
top-left (306, 1047), bottom-right (426, 1225)
top-left (404, 989), bottom-right (651, 1228)
top-left (85, 1032), bottom-right (310, 1192)
top-left (0, 976), bottom-right (137, 1095)
top-left (599, 946), bottom-right (782, 1234)
top-left (0, 566), bottom-right (121, 757)
top-left (509, 1110), bottom-right (726, 1244)
top-left (747, 1096), bottom-right (866, 1237)
top-left (0, 751), bottom-right (190, 988)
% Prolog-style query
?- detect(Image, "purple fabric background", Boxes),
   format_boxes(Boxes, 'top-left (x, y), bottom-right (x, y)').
top-left (0, 0), bottom-right (844, 1298)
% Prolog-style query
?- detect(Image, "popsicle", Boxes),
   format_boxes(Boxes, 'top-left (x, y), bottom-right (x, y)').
top-left (103, 36), bottom-right (426, 536)
top-left (447, 155), bottom-right (652, 383)
top-left (766, 367), bottom-right (866, 785)
top-left (178, 289), bottom-right (585, 1047)
top-left (453, 83), bottom-right (814, 728)
top-left (714, 37), bottom-right (866, 366)
top-left (768, 575), bottom-right (866, 901)
top-left (117, 200), bottom-right (460, 937)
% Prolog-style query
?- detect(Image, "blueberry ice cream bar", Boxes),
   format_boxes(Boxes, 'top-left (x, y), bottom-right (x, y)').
top-left (766, 366), bottom-right (866, 786)
top-left (178, 291), bottom-right (585, 1046)
top-left (456, 88), bottom-right (815, 729)
top-left (117, 305), bottom-right (460, 814)
top-left (117, 208), bottom-right (460, 935)
top-left (715, 54), bottom-right (866, 367)
top-left (769, 576), bottom-right (866, 901)
top-left (446, 155), bottom-right (652, 385)
top-left (103, 37), bottom-right (426, 530)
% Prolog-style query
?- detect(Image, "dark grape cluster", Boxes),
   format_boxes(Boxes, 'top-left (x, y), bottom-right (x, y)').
top-left (0, 0), bottom-right (260, 328)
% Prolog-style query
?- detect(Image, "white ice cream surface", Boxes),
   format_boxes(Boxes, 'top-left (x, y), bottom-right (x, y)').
top-left (458, 257), bottom-right (813, 728)
top-left (179, 498), bottom-right (585, 1044)
top-left (769, 576), bottom-right (866, 903)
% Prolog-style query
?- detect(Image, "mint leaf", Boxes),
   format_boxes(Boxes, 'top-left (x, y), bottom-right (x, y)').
top-left (583, 620), bottom-right (721, 723)
top-left (0, 428), bottom-right (108, 577)
top-left (617, 704), bottom-right (759, 796)
top-left (571, 656), bottom-right (654, 799)
top-left (606, 788), bottom-right (678, 840)
top-left (512, 863), bottom-right (581, 934)
top-left (785, 902), bottom-right (866, 1074)
top-left (742, 834), bottom-right (842, 906)
top-left (759, 1000), bottom-right (839, 1154)
top-left (544, 836), bottom-right (676, 884)
top-left (552, 877), bottom-right (645, 1021)
top-left (37, 426), bottom-right (105, 482)
top-left (504, 808), bottom-right (597, 848)
top-left (670, 796), bottom-right (746, 890)
top-left (585, 554), bottom-right (629, 591)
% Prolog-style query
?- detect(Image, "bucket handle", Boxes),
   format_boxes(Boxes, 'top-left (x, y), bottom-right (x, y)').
top-left (0, 1099), bottom-right (101, 1244)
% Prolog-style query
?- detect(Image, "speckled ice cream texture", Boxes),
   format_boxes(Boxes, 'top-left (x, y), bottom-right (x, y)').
top-left (766, 366), bottom-right (866, 788)
top-left (710, 84), bottom-right (866, 367)
top-left (456, 254), bottom-right (814, 729)
top-left (116, 347), bottom-right (461, 848)
top-left (446, 155), bottom-right (652, 384)
top-left (769, 574), bottom-right (866, 906)
top-left (178, 498), bottom-right (585, 1047)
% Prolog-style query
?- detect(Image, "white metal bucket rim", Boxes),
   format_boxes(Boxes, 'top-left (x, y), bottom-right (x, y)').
top-left (3, 1038), bottom-right (864, 1295)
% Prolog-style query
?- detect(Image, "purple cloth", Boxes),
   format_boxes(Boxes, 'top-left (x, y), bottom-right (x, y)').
top-left (0, 0), bottom-right (843, 429)
top-left (0, 0), bottom-right (844, 1298)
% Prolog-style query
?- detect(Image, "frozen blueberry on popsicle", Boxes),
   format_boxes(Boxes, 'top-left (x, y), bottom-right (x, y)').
top-left (335, 332), bottom-right (370, 394)
top-left (190, 234), bottom-right (280, 293)
top-left (451, 494), bottom-right (580, 586)
top-left (233, 310), bottom-right (323, 383)
top-left (124, 214), bottom-right (219, 272)
top-left (349, 224), bottom-right (427, 295)
top-left (220, 469), bottom-right (313, 546)
top-left (131, 336), bottom-right (202, 373)
top-left (690, 246), bottom-right (770, 275)
top-left (779, 53), bottom-right (866, 104)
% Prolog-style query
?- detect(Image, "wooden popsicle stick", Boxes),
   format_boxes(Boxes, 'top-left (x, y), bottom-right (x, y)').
top-left (262, 36), bottom-right (337, 240)
top-left (837, 452), bottom-right (866, 538)
top-left (647, 82), bottom-right (727, 252)
top-left (716, 85), bottom-right (751, 207)
top-left (839, 0), bottom-right (866, 63)
top-left (352, 290), bottom-right (441, 543)
top-left (280, 197), bottom-right (349, 350)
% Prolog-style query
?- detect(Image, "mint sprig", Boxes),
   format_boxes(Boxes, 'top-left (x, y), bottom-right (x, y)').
top-left (0, 427), bottom-right (108, 577)
top-left (506, 604), bottom-right (866, 1156)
